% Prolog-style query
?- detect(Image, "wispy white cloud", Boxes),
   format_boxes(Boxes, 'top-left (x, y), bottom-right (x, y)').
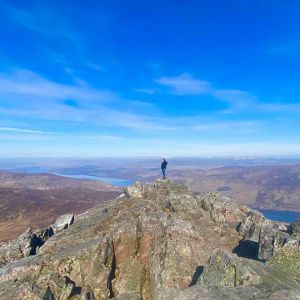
top-left (155, 73), bottom-right (255, 108)
top-left (255, 102), bottom-right (300, 113)
top-left (0, 127), bottom-right (53, 135)
top-left (0, 70), bottom-right (115, 102)
top-left (3, 1), bottom-right (82, 49)
top-left (213, 89), bottom-right (255, 108)
top-left (0, 69), bottom-right (273, 136)
top-left (192, 120), bottom-right (265, 132)
top-left (80, 134), bottom-right (124, 141)
top-left (133, 88), bottom-right (156, 95)
top-left (155, 73), bottom-right (300, 114)
top-left (0, 70), bottom-right (172, 132)
top-left (156, 73), bottom-right (212, 95)
top-left (85, 62), bottom-right (104, 71)
top-left (0, 68), bottom-right (297, 148)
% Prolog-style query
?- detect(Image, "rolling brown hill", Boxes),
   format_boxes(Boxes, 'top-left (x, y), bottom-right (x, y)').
top-left (0, 172), bottom-right (121, 243)
top-left (168, 164), bottom-right (300, 211)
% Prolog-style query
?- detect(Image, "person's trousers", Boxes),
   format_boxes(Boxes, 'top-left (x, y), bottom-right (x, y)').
top-left (161, 168), bottom-right (166, 178)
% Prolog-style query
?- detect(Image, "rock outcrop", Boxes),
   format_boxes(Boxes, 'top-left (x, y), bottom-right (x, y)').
top-left (0, 179), bottom-right (300, 299)
top-left (199, 249), bottom-right (263, 288)
top-left (0, 213), bottom-right (72, 268)
top-left (52, 214), bottom-right (74, 233)
top-left (258, 227), bottom-right (290, 261)
top-left (289, 219), bottom-right (300, 236)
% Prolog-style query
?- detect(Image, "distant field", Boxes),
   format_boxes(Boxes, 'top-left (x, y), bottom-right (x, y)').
top-left (0, 172), bottom-right (121, 243)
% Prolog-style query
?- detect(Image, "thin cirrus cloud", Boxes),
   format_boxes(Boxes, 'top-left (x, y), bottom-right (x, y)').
top-left (0, 70), bottom-right (174, 132)
top-left (155, 73), bottom-right (212, 95)
top-left (0, 70), bottom-right (115, 102)
top-left (0, 69), bottom-right (292, 137)
top-left (0, 70), bottom-right (276, 135)
top-left (154, 73), bottom-right (300, 113)
top-left (192, 120), bottom-right (264, 132)
top-left (155, 73), bottom-right (255, 108)
top-left (0, 127), bottom-right (53, 135)
top-left (4, 1), bottom-right (82, 49)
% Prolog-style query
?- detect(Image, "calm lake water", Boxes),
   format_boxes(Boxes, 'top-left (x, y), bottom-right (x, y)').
top-left (259, 210), bottom-right (300, 223)
top-left (57, 174), bottom-right (133, 187)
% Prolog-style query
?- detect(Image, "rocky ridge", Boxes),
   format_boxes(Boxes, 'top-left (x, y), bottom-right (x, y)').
top-left (0, 179), bottom-right (300, 299)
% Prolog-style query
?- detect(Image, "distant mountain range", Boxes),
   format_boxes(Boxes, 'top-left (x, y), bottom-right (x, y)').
top-left (169, 164), bottom-right (300, 211)
top-left (0, 172), bottom-right (121, 243)
top-left (1, 162), bottom-right (300, 243)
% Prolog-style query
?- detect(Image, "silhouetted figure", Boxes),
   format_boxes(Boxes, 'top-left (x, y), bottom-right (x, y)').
top-left (161, 158), bottom-right (168, 179)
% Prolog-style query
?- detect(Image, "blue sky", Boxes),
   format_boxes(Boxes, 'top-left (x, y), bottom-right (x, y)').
top-left (0, 0), bottom-right (300, 157)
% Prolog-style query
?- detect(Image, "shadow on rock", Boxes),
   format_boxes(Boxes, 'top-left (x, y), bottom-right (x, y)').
top-left (233, 240), bottom-right (259, 260)
top-left (189, 266), bottom-right (204, 286)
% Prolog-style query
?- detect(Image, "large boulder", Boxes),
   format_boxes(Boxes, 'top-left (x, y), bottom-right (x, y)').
top-left (0, 228), bottom-right (32, 267)
top-left (52, 214), bottom-right (74, 233)
top-left (124, 181), bottom-right (150, 198)
top-left (200, 192), bottom-right (249, 228)
top-left (198, 249), bottom-right (262, 288)
top-left (289, 219), bottom-right (300, 236)
top-left (238, 210), bottom-right (271, 241)
top-left (258, 227), bottom-right (290, 261)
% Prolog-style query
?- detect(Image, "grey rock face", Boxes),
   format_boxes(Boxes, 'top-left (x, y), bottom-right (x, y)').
top-left (236, 209), bottom-right (292, 262)
top-left (124, 181), bottom-right (149, 198)
top-left (199, 249), bottom-right (262, 288)
top-left (289, 219), bottom-right (300, 236)
top-left (200, 192), bottom-right (249, 228)
top-left (0, 180), bottom-right (300, 300)
top-left (53, 214), bottom-right (74, 233)
top-left (258, 227), bottom-right (290, 261)
top-left (0, 214), bottom-right (72, 268)
top-left (0, 228), bottom-right (32, 267)
top-left (166, 248), bottom-right (300, 300)
top-left (238, 210), bottom-right (271, 241)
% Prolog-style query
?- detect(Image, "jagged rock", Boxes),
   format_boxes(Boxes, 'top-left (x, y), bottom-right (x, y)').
top-left (258, 227), bottom-right (290, 261)
top-left (0, 254), bottom-right (42, 284)
top-left (199, 249), bottom-right (262, 288)
top-left (167, 248), bottom-right (300, 299)
top-left (272, 221), bottom-right (288, 232)
top-left (200, 192), bottom-right (249, 228)
top-left (53, 214), bottom-right (74, 233)
top-left (289, 219), bottom-right (300, 236)
top-left (238, 210), bottom-right (271, 241)
top-left (0, 224), bottom-right (56, 268)
top-left (0, 180), bottom-right (300, 299)
top-left (160, 284), bottom-right (300, 300)
top-left (124, 182), bottom-right (149, 198)
top-left (236, 210), bottom-right (290, 261)
top-left (0, 228), bottom-right (35, 267)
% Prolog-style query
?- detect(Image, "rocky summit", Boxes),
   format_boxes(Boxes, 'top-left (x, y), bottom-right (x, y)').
top-left (0, 180), bottom-right (300, 300)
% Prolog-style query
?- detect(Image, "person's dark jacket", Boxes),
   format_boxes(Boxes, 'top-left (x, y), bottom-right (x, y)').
top-left (161, 160), bottom-right (168, 169)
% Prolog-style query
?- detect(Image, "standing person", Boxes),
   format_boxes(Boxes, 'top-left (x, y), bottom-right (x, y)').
top-left (161, 158), bottom-right (168, 179)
